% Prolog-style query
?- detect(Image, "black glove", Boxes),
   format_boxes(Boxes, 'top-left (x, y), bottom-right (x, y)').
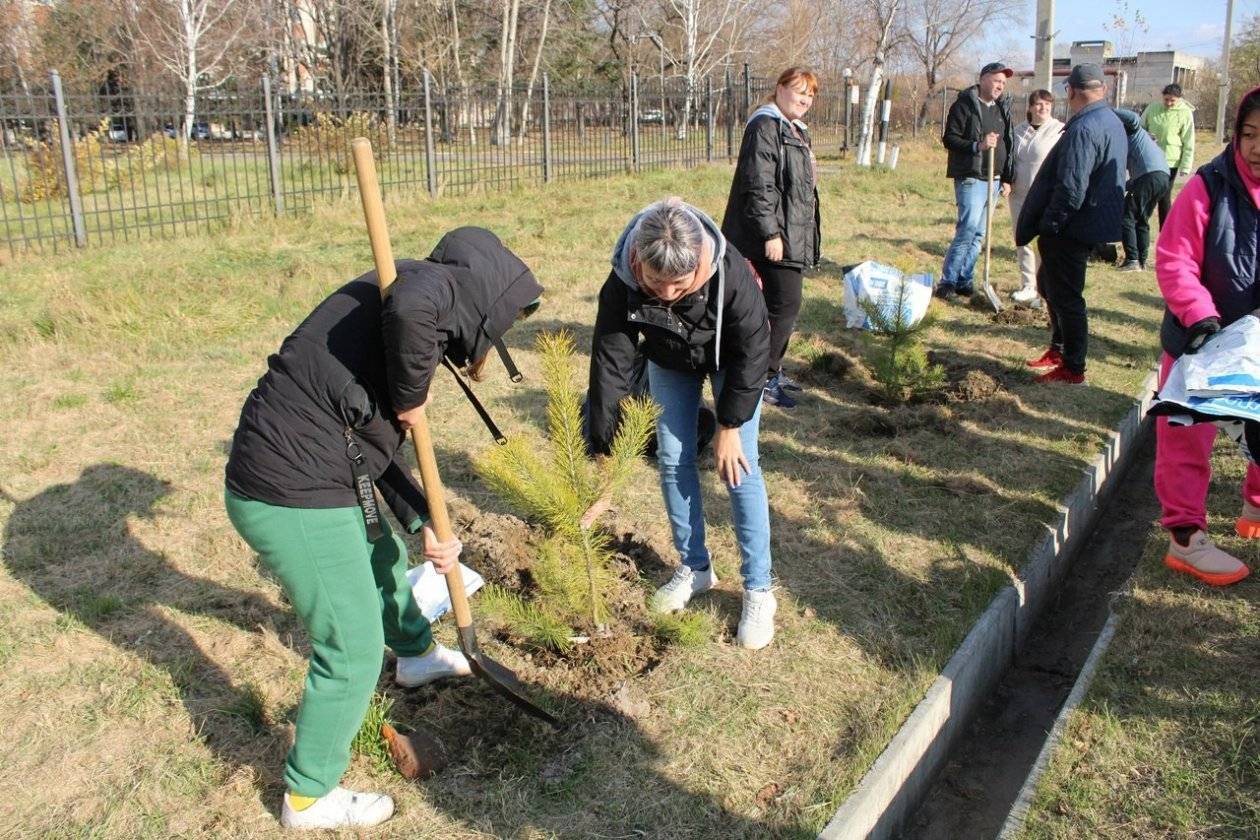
top-left (1183, 316), bottom-right (1221, 354)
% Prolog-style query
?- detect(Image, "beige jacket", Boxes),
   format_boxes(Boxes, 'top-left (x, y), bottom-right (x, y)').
top-left (1010, 117), bottom-right (1064, 200)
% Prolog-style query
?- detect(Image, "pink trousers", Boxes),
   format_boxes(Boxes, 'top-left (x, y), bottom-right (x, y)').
top-left (1155, 352), bottom-right (1260, 530)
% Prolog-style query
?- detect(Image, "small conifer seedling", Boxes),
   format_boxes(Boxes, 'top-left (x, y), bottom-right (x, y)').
top-left (475, 331), bottom-right (660, 647)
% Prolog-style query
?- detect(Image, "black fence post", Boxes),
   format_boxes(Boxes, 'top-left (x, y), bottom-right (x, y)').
top-left (631, 73), bottom-right (640, 173)
top-left (50, 69), bottom-right (87, 248)
top-left (422, 69), bottom-right (437, 197)
top-left (262, 75), bottom-right (285, 216)
top-left (705, 77), bottom-right (713, 163)
top-left (542, 73), bottom-right (552, 184)
top-left (742, 62), bottom-right (751, 123)
top-left (725, 66), bottom-right (734, 162)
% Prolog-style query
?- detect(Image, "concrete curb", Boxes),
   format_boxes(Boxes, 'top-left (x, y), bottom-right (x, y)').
top-left (997, 605), bottom-right (1123, 839)
top-left (819, 369), bottom-right (1159, 840)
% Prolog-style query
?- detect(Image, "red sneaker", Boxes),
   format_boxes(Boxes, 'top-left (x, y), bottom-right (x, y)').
top-left (1026, 348), bottom-right (1063, 369)
top-left (1034, 365), bottom-right (1086, 385)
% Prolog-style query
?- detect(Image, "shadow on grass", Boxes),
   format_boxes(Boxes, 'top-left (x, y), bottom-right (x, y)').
top-left (384, 675), bottom-right (788, 838)
top-left (1, 463), bottom-right (297, 801)
top-left (2, 464), bottom-right (783, 836)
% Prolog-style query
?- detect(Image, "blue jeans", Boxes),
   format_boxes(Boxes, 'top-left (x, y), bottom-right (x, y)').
top-left (647, 362), bottom-right (772, 591)
top-left (940, 177), bottom-right (999, 292)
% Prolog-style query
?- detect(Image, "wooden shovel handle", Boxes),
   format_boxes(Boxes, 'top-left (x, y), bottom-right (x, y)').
top-left (351, 137), bottom-right (474, 631)
top-left (352, 139), bottom-right (397, 290)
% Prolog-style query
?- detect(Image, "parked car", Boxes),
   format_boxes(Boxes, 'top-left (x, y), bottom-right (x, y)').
top-left (639, 108), bottom-right (664, 124)
top-left (107, 118), bottom-right (130, 143)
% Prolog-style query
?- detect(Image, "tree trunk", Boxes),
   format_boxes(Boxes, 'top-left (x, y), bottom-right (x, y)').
top-left (518, 0), bottom-right (552, 138)
top-left (857, 0), bottom-right (900, 167)
top-left (492, 0), bottom-right (521, 146)
top-left (382, 0), bottom-right (397, 142)
top-left (448, 0), bottom-right (474, 147)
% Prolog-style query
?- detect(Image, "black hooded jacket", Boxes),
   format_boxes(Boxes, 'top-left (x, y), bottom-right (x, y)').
top-left (587, 204), bottom-right (770, 455)
top-left (942, 86), bottom-right (1015, 183)
top-left (721, 106), bottom-right (821, 269)
top-left (225, 227), bottom-right (543, 525)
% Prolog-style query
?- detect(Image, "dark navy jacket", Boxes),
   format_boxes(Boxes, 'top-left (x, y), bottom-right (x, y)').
top-left (1161, 148), bottom-right (1260, 357)
top-left (1015, 100), bottom-right (1127, 246)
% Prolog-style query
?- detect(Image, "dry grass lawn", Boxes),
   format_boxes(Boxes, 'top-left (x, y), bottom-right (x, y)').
top-left (0, 139), bottom-right (1168, 837)
top-left (1020, 436), bottom-right (1259, 839)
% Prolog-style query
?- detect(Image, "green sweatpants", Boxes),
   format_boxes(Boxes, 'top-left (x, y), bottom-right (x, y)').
top-left (224, 490), bottom-right (433, 796)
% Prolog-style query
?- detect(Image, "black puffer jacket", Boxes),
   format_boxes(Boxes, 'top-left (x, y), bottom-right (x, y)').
top-left (942, 86), bottom-right (1015, 183)
top-left (587, 203), bottom-right (770, 455)
top-left (722, 105), bottom-right (820, 269)
top-left (226, 227), bottom-right (543, 524)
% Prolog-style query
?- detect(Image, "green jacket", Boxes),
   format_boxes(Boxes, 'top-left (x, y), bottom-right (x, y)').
top-left (1139, 99), bottom-right (1195, 172)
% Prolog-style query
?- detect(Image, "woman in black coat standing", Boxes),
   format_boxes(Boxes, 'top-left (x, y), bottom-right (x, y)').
top-left (722, 66), bottom-right (821, 409)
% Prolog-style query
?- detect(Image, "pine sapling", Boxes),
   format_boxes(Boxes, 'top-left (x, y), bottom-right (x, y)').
top-left (475, 331), bottom-right (659, 641)
top-left (859, 279), bottom-right (945, 404)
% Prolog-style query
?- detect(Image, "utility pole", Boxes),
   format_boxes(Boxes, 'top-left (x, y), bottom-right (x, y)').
top-left (1034, 0), bottom-right (1055, 91)
top-left (1217, 0), bottom-right (1235, 144)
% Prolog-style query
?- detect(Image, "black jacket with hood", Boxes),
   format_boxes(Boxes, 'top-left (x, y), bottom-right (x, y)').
top-left (587, 204), bottom-right (770, 455)
top-left (942, 86), bottom-right (1015, 183)
top-left (721, 104), bottom-right (821, 269)
top-left (225, 227), bottom-right (543, 528)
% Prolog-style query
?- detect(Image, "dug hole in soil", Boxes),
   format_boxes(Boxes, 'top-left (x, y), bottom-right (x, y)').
top-left (376, 493), bottom-right (680, 767)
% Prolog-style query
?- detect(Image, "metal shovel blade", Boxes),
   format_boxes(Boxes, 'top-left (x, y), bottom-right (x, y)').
top-left (982, 281), bottom-right (1004, 314)
top-left (458, 625), bottom-right (561, 728)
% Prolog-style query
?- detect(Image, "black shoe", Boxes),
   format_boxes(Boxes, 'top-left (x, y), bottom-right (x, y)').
top-left (954, 286), bottom-right (974, 298)
top-left (1117, 260), bottom-right (1142, 273)
top-left (934, 284), bottom-right (957, 300)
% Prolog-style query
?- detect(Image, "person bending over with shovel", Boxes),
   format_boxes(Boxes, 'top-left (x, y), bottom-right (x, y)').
top-left (225, 226), bottom-right (543, 830)
top-left (587, 197), bottom-right (777, 649)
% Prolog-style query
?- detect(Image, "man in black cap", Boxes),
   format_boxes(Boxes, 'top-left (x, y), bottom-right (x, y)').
top-left (938, 61), bottom-right (1015, 303)
top-left (1015, 63), bottom-right (1127, 385)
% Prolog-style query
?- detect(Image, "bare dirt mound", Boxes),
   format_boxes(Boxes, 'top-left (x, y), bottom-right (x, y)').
top-left (991, 306), bottom-right (1047, 326)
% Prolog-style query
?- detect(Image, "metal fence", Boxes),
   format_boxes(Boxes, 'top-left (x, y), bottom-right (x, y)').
top-left (0, 66), bottom-right (851, 256)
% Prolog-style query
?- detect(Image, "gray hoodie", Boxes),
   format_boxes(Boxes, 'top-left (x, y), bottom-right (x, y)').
top-left (586, 202), bottom-right (770, 454)
top-left (610, 202), bottom-right (729, 366)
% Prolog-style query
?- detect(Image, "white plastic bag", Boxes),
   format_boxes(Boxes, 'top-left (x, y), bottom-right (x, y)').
top-left (842, 261), bottom-right (934, 331)
top-left (1153, 316), bottom-right (1260, 424)
top-left (1178, 315), bottom-right (1260, 396)
top-left (405, 561), bottom-right (485, 621)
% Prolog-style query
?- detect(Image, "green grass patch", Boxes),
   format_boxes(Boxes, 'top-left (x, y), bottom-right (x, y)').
top-left (1021, 437), bottom-right (1260, 838)
top-left (352, 691), bottom-right (397, 774)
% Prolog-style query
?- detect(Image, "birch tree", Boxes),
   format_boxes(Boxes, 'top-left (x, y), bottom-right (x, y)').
top-left (381, 0), bottom-right (399, 140)
top-left (855, 0), bottom-right (900, 166)
top-left (138, 0), bottom-right (249, 144)
top-left (492, 0), bottom-right (522, 145)
top-left (518, 0), bottom-right (552, 138)
top-left (650, 0), bottom-right (753, 140)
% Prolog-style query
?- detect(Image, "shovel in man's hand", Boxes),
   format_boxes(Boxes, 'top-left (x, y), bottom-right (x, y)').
top-left (350, 137), bottom-right (560, 730)
top-left (979, 144), bottom-right (1004, 314)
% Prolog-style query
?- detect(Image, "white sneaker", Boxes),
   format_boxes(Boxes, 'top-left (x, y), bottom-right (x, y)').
top-left (1011, 286), bottom-right (1039, 304)
top-left (395, 643), bottom-right (472, 688)
top-left (281, 787), bottom-right (394, 830)
top-left (736, 588), bottom-right (777, 650)
top-left (650, 565), bottom-right (717, 613)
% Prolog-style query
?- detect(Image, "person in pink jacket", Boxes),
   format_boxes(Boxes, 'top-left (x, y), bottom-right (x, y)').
top-left (1152, 87), bottom-right (1260, 587)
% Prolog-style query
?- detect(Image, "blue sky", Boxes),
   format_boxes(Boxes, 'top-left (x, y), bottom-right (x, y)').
top-left (999, 0), bottom-right (1260, 66)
